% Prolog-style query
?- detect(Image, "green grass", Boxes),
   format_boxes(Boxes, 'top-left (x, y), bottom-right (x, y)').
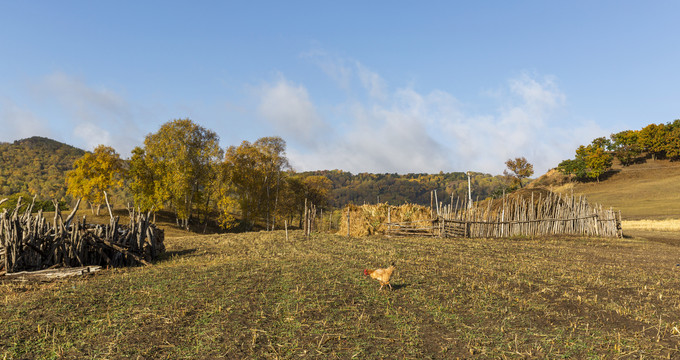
top-left (2, 230), bottom-right (680, 359)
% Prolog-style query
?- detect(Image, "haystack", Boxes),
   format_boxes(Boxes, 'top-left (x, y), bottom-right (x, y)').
top-left (337, 203), bottom-right (432, 237)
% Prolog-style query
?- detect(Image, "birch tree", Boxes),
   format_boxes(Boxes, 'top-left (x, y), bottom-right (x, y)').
top-left (66, 145), bottom-right (125, 215)
top-left (223, 136), bottom-right (290, 230)
top-left (130, 119), bottom-right (222, 229)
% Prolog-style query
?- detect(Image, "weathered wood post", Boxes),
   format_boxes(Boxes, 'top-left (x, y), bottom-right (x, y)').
top-left (285, 220), bottom-right (288, 241)
top-left (466, 171), bottom-right (473, 209)
top-left (346, 207), bottom-right (350, 237)
top-left (387, 206), bottom-right (391, 236)
top-left (304, 198), bottom-right (308, 237)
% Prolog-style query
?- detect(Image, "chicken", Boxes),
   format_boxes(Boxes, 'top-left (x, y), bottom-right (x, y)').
top-left (363, 263), bottom-right (395, 290)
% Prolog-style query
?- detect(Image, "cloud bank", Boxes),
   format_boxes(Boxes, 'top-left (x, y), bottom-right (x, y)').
top-left (260, 55), bottom-right (605, 175)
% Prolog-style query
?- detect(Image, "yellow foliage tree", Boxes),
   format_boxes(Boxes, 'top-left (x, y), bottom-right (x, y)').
top-left (66, 145), bottom-right (125, 215)
top-left (130, 119), bottom-right (222, 229)
top-left (223, 137), bottom-right (290, 230)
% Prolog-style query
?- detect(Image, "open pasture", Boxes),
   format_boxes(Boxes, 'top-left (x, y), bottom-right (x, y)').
top-left (2, 231), bottom-right (680, 359)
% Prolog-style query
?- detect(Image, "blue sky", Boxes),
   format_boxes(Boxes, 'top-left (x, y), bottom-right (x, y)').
top-left (1, 1), bottom-right (679, 175)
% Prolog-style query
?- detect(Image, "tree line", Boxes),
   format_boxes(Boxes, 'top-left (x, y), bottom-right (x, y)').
top-left (65, 119), bottom-right (332, 231)
top-left (3, 120), bottom-right (534, 228)
top-left (558, 119), bottom-right (680, 181)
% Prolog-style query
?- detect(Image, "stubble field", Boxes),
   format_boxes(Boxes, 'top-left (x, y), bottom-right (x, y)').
top-left (2, 228), bottom-right (680, 359)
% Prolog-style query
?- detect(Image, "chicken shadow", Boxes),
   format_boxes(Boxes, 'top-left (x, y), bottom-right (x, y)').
top-left (390, 283), bottom-right (410, 291)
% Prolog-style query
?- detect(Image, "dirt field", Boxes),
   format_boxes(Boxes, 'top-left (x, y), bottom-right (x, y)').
top-left (2, 228), bottom-right (680, 359)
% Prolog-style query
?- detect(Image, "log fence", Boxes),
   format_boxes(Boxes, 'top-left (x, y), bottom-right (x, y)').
top-left (0, 194), bottom-right (164, 274)
top-left (386, 190), bottom-right (622, 239)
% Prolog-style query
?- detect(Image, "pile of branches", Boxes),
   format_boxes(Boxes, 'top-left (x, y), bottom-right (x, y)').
top-left (0, 194), bottom-right (164, 274)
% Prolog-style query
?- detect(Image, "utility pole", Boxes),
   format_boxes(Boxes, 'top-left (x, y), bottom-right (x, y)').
top-left (466, 171), bottom-right (473, 209)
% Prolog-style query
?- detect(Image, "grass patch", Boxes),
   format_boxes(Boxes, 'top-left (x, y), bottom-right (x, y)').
top-left (2, 231), bottom-right (680, 358)
top-left (623, 219), bottom-right (680, 232)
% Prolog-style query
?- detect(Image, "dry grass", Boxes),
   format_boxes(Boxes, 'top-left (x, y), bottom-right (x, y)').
top-left (2, 229), bottom-right (680, 359)
top-left (337, 203), bottom-right (432, 237)
top-left (623, 219), bottom-right (680, 232)
top-left (552, 160), bottom-right (680, 220)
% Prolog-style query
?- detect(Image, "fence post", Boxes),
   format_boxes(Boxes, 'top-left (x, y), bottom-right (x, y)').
top-left (387, 207), bottom-right (391, 236)
top-left (346, 208), bottom-right (350, 237)
top-left (304, 198), bottom-right (308, 236)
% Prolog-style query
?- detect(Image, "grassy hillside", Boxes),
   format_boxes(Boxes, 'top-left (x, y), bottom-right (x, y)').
top-left (0, 137), bottom-right (85, 199)
top-left (550, 160), bottom-right (680, 220)
top-left (2, 230), bottom-right (679, 358)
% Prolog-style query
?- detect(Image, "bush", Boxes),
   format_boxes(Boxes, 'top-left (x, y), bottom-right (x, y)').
top-left (0, 193), bottom-right (69, 213)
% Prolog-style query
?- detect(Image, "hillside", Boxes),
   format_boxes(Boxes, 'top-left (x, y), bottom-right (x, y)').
top-left (532, 160), bottom-right (680, 220)
top-left (0, 137), bottom-right (86, 200)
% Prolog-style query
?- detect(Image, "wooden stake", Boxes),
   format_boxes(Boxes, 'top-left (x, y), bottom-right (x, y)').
top-left (346, 207), bottom-right (350, 237)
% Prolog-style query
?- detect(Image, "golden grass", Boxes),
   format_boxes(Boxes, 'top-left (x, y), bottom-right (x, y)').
top-left (337, 203), bottom-right (432, 237)
top-left (622, 219), bottom-right (680, 232)
top-left (551, 160), bottom-right (680, 220)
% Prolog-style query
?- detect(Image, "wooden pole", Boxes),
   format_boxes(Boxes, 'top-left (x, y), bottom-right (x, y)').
top-left (346, 207), bottom-right (350, 237)
top-left (387, 206), bottom-right (391, 236)
top-left (304, 198), bottom-right (308, 236)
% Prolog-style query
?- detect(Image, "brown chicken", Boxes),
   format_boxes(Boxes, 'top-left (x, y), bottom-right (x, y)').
top-left (363, 263), bottom-right (395, 290)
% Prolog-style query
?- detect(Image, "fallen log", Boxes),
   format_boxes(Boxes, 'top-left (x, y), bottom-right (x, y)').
top-left (95, 237), bottom-right (152, 266)
top-left (0, 266), bottom-right (101, 282)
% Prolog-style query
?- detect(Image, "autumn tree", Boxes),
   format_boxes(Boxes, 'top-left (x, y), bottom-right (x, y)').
top-left (503, 157), bottom-right (534, 188)
top-left (582, 145), bottom-right (612, 182)
top-left (127, 146), bottom-right (161, 212)
top-left (129, 119), bottom-right (222, 229)
top-left (278, 174), bottom-right (333, 227)
top-left (66, 145), bottom-right (125, 215)
top-left (223, 137), bottom-right (290, 230)
top-left (638, 123), bottom-right (667, 160)
top-left (663, 120), bottom-right (680, 161)
top-left (609, 130), bottom-right (641, 166)
top-left (558, 139), bottom-right (612, 182)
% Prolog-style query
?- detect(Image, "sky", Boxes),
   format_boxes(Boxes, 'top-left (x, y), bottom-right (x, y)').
top-left (1, 1), bottom-right (679, 175)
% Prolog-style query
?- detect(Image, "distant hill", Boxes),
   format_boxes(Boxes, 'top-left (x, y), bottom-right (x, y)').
top-left (0, 136), bottom-right (86, 200)
top-left (532, 160), bottom-right (680, 220)
top-left (300, 170), bottom-right (509, 207)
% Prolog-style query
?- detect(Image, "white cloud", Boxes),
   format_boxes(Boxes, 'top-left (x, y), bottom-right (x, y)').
top-left (28, 72), bottom-right (143, 153)
top-left (73, 122), bottom-right (112, 151)
top-left (40, 72), bottom-right (131, 120)
top-left (0, 98), bottom-right (52, 142)
top-left (257, 77), bottom-right (327, 147)
top-left (356, 62), bottom-right (387, 100)
top-left (304, 50), bottom-right (389, 101)
top-left (285, 55), bottom-right (606, 175)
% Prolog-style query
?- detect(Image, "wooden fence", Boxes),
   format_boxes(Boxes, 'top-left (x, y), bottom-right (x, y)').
top-left (0, 195), bottom-right (164, 274)
top-left (386, 190), bottom-right (622, 238)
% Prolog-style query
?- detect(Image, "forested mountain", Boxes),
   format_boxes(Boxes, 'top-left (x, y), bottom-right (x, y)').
top-left (0, 137), bottom-right (85, 200)
top-left (300, 170), bottom-right (509, 207)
